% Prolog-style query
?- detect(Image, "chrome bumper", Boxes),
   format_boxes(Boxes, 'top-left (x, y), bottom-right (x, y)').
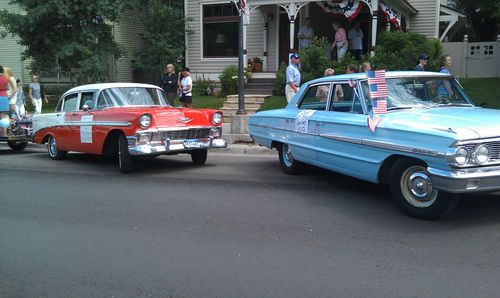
top-left (127, 137), bottom-right (227, 156)
top-left (428, 165), bottom-right (500, 193)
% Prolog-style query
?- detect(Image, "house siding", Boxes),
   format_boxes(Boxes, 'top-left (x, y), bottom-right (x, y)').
top-left (407, 0), bottom-right (438, 38)
top-left (0, 2), bottom-right (31, 84)
top-left (186, 0), bottom-right (269, 80)
top-left (113, 11), bottom-right (144, 82)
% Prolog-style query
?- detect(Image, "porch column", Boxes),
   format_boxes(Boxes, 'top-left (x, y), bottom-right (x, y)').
top-left (370, 0), bottom-right (379, 57)
top-left (279, 2), bottom-right (308, 59)
top-left (263, 20), bottom-right (268, 71)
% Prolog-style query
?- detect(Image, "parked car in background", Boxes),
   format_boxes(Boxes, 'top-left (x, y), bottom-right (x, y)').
top-left (249, 71), bottom-right (500, 219)
top-left (32, 83), bottom-right (226, 173)
top-left (0, 115), bottom-right (32, 152)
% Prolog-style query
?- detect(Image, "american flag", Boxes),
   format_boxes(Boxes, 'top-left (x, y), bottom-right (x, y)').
top-left (371, 99), bottom-right (387, 115)
top-left (368, 70), bottom-right (387, 98)
top-left (240, 0), bottom-right (247, 14)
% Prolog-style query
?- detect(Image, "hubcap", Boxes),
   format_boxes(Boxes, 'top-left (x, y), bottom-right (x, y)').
top-left (49, 137), bottom-right (57, 156)
top-left (401, 166), bottom-right (438, 208)
top-left (282, 144), bottom-right (294, 167)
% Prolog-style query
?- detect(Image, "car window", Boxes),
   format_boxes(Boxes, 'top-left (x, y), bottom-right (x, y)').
top-left (55, 98), bottom-right (63, 112)
top-left (62, 94), bottom-right (78, 112)
top-left (97, 90), bottom-right (116, 109)
top-left (298, 84), bottom-right (330, 110)
top-left (328, 83), bottom-right (363, 113)
top-left (79, 92), bottom-right (96, 110)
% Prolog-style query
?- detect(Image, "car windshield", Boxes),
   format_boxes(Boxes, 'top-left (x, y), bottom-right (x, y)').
top-left (363, 77), bottom-right (474, 111)
top-left (100, 87), bottom-right (167, 107)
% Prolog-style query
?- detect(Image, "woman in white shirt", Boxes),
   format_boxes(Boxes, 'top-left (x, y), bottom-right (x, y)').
top-left (180, 67), bottom-right (193, 108)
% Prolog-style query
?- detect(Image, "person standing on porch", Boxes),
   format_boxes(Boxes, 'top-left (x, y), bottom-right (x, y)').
top-left (297, 17), bottom-right (314, 49)
top-left (331, 23), bottom-right (348, 62)
top-left (348, 22), bottom-right (364, 60)
top-left (285, 54), bottom-right (301, 103)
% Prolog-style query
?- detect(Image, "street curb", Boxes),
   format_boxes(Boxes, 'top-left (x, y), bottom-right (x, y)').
top-left (213, 144), bottom-right (276, 156)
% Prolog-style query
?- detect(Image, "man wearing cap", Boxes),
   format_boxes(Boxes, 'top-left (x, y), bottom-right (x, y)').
top-left (180, 67), bottom-right (193, 108)
top-left (285, 54), bottom-right (301, 103)
top-left (415, 54), bottom-right (428, 71)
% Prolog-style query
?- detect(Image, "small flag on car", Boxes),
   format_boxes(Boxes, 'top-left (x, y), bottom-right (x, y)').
top-left (368, 70), bottom-right (387, 99)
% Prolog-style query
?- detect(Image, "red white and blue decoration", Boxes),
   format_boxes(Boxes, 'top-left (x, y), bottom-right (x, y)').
top-left (367, 70), bottom-right (388, 132)
top-left (317, 0), bottom-right (364, 22)
top-left (379, 1), bottom-right (401, 30)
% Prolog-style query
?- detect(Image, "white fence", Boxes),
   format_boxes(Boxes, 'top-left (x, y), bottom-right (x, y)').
top-left (443, 35), bottom-right (500, 79)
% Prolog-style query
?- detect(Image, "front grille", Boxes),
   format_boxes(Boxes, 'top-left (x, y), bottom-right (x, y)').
top-left (151, 128), bottom-right (212, 141)
top-left (463, 141), bottom-right (500, 163)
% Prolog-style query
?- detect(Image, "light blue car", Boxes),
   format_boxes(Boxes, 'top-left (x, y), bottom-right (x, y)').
top-left (249, 71), bottom-right (500, 219)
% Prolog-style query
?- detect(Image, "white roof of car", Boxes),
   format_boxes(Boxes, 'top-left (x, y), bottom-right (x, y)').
top-left (62, 82), bottom-right (162, 96)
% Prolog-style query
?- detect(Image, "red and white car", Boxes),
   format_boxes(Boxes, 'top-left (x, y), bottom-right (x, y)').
top-left (32, 83), bottom-right (227, 172)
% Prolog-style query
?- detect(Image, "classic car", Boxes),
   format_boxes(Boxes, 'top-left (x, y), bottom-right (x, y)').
top-left (32, 83), bottom-right (227, 173)
top-left (0, 114), bottom-right (32, 152)
top-left (249, 71), bottom-right (500, 219)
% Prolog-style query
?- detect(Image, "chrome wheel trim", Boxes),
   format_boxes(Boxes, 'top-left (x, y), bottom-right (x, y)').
top-left (282, 144), bottom-right (294, 167)
top-left (48, 136), bottom-right (57, 157)
top-left (400, 165), bottom-right (438, 208)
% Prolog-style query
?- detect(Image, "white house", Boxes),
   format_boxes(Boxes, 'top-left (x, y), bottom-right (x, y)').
top-left (184, 0), bottom-right (468, 80)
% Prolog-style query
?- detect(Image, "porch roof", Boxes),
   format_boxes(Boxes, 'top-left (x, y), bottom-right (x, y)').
top-left (249, 0), bottom-right (418, 16)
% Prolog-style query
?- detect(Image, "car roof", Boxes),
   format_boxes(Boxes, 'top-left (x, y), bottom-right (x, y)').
top-left (62, 82), bottom-right (162, 97)
top-left (309, 70), bottom-right (452, 84)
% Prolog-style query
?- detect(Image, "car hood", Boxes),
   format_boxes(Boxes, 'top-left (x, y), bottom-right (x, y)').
top-left (382, 107), bottom-right (500, 140)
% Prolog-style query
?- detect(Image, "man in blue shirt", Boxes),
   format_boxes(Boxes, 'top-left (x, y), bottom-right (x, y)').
top-left (285, 53), bottom-right (301, 103)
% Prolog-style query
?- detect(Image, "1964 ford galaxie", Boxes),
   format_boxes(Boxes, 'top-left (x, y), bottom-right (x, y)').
top-left (32, 83), bottom-right (226, 173)
top-left (249, 71), bottom-right (500, 219)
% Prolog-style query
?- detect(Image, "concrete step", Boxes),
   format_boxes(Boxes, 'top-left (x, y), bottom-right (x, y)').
top-left (222, 102), bottom-right (262, 109)
top-left (226, 95), bottom-right (266, 103)
top-left (244, 89), bottom-right (274, 95)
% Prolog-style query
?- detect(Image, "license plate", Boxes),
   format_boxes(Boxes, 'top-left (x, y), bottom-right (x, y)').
top-left (183, 139), bottom-right (208, 148)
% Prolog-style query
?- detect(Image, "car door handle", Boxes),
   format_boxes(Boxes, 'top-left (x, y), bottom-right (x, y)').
top-left (315, 122), bottom-right (325, 126)
top-left (285, 119), bottom-right (292, 123)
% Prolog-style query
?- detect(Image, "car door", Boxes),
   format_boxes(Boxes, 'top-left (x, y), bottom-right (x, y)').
top-left (313, 81), bottom-right (376, 181)
top-left (66, 91), bottom-right (103, 154)
top-left (285, 82), bottom-right (332, 164)
top-left (51, 93), bottom-right (79, 151)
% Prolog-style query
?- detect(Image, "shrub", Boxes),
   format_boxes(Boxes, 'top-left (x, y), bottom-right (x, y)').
top-left (193, 76), bottom-right (214, 96)
top-left (373, 31), bottom-right (443, 71)
top-left (219, 65), bottom-right (238, 95)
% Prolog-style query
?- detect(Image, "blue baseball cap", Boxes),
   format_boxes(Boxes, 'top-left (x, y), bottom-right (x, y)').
top-left (290, 53), bottom-right (300, 60)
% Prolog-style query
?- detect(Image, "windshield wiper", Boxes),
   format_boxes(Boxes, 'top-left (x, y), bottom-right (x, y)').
top-left (433, 103), bottom-right (473, 107)
top-left (387, 105), bottom-right (427, 111)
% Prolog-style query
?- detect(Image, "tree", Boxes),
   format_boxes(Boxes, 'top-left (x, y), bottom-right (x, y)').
top-left (0, 0), bottom-right (134, 83)
top-left (131, 0), bottom-right (190, 77)
top-left (448, 0), bottom-right (499, 41)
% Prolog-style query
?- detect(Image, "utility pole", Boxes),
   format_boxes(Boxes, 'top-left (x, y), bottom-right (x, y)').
top-left (235, 0), bottom-right (246, 115)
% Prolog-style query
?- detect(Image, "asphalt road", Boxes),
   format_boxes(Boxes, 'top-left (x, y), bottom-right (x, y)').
top-left (1, 143), bottom-right (499, 297)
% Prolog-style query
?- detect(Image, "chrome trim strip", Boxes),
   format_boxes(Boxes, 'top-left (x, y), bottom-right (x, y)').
top-left (250, 123), bottom-right (316, 136)
top-left (251, 123), bottom-right (442, 157)
top-left (138, 126), bottom-right (218, 133)
top-left (453, 137), bottom-right (500, 146)
top-left (428, 165), bottom-right (500, 193)
top-left (65, 121), bottom-right (131, 127)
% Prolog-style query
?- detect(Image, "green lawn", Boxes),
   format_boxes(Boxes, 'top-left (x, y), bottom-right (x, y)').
top-left (35, 78), bottom-right (498, 114)
top-left (459, 78), bottom-right (500, 108)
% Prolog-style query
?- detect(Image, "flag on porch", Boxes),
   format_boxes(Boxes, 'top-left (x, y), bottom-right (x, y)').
top-left (317, 1), bottom-right (363, 21)
top-left (240, 0), bottom-right (246, 15)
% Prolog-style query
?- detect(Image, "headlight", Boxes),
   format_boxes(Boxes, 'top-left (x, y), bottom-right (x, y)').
top-left (473, 144), bottom-right (490, 164)
top-left (454, 147), bottom-right (469, 165)
top-left (212, 112), bottom-right (222, 125)
top-left (139, 114), bottom-right (151, 128)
